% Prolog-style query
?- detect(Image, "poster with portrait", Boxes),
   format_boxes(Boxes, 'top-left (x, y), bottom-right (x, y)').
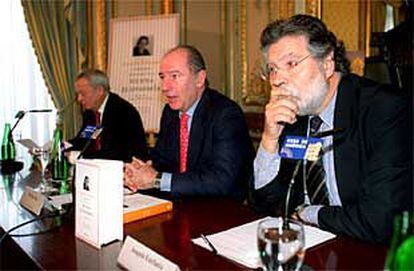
top-left (108, 14), bottom-right (179, 132)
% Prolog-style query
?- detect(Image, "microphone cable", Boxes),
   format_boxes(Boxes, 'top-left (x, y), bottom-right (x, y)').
top-left (0, 207), bottom-right (65, 245)
top-left (283, 159), bottom-right (302, 230)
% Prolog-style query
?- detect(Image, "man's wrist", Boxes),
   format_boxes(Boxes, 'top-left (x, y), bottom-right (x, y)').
top-left (261, 134), bottom-right (279, 153)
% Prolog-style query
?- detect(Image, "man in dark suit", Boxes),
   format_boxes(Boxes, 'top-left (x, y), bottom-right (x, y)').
top-left (124, 46), bottom-right (254, 199)
top-left (252, 15), bottom-right (411, 243)
top-left (69, 69), bottom-right (148, 162)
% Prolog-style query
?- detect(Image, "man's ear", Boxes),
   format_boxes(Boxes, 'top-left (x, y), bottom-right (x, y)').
top-left (196, 70), bottom-right (207, 88)
top-left (323, 51), bottom-right (335, 78)
top-left (96, 85), bottom-right (106, 96)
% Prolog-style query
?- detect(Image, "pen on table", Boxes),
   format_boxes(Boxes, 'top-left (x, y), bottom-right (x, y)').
top-left (200, 234), bottom-right (218, 254)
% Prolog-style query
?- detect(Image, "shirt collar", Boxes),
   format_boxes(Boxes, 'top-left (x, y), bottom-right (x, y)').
top-left (179, 95), bottom-right (201, 118)
top-left (98, 92), bottom-right (109, 116)
top-left (318, 90), bottom-right (337, 129)
top-left (98, 93), bottom-right (109, 123)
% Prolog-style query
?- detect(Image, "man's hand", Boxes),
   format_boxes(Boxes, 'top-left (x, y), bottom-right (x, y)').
top-left (261, 89), bottom-right (299, 153)
top-left (124, 158), bottom-right (158, 191)
top-left (291, 205), bottom-right (316, 226)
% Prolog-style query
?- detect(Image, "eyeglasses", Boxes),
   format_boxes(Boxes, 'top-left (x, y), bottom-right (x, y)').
top-left (261, 54), bottom-right (312, 80)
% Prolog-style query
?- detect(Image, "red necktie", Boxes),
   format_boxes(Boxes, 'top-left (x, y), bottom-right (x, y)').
top-left (179, 113), bottom-right (189, 173)
top-left (95, 112), bottom-right (101, 151)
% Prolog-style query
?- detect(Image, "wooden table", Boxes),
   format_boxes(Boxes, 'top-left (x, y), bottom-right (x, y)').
top-left (0, 171), bottom-right (388, 270)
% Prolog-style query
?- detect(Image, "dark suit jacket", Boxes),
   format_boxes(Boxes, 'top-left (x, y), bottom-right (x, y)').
top-left (152, 88), bottom-right (255, 199)
top-left (70, 92), bottom-right (148, 162)
top-left (253, 74), bottom-right (412, 243)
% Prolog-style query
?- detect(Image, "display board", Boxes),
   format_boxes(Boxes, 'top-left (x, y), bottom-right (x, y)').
top-left (108, 14), bottom-right (179, 132)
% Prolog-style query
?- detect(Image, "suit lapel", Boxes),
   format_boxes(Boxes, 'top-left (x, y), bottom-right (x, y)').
top-left (100, 93), bottom-right (113, 149)
top-left (187, 90), bottom-right (209, 170)
top-left (333, 75), bottom-right (360, 203)
top-left (167, 109), bottom-right (180, 168)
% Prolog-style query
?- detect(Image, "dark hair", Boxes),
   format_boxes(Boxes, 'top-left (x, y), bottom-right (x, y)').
top-left (76, 69), bottom-right (110, 92)
top-left (165, 45), bottom-right (209, 86)
top-left (136, 36), bottom-right (149, 46)
top-left (260, 14), bottom-right (350, 75)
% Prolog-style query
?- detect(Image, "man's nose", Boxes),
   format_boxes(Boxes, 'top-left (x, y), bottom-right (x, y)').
top-left (270, 71), bottom-right (288, 88)
top-left (161, 79), bottom-right (172, 92)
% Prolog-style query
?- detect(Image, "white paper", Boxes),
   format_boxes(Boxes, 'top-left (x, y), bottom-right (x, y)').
top-left (17, 138), bottom-right (52, 151)
top-left (192, 217), bottom-right (336, 269)
top-left (48, 193), bottom-right (73, 210)
top-left (123, 193), bottom-right (170, 213)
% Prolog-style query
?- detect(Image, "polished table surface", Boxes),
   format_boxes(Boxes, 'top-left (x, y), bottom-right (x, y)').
top-left (0, 170), bottom-right (388, 270)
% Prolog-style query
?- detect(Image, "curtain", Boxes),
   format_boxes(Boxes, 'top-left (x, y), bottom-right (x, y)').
top-left (21, 0), bottom-right (87, 139)
top-left (0, 0), bottom-right (56, 147)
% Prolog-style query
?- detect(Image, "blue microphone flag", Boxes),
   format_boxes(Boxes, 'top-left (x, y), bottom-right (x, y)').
top-left (280, 135), bottom-right (323, 161)
top-left (80, 125), bottom-right (97, 139)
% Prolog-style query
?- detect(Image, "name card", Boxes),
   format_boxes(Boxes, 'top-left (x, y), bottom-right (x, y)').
top-left (19, 186), bottom-right (45, 215)
top-left (118, 236), bottom-right (180, 271)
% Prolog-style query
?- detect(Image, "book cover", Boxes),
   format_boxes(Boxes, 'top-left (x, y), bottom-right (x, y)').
top-left (123, 193), bottom-right (173, 224)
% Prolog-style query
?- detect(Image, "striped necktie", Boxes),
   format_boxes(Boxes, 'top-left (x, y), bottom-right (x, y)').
top-left (306, 116), bottom-right (329, 205)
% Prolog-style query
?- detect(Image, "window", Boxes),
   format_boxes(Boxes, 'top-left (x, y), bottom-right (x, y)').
top-left (0, 0), bottom-right (56, 149)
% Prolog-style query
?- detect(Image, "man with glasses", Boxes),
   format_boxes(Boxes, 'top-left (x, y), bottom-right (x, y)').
top-left (252, 15), bottom-right (411, 243)
top-left (124, 45), bottom-right (255, 199)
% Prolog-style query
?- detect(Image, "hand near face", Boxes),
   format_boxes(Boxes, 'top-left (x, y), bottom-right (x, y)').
top-left (262, 88), bottom-right (299, 153)
top-left (123, 159), bottom-right (157, 191)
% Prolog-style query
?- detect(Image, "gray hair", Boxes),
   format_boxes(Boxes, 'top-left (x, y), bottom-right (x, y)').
top-left (260, 14), bottom-right (350, 75)
top-left (76, 69), bottom-right (110, 92)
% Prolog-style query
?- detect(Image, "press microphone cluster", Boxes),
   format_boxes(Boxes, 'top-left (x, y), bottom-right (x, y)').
top-left (281, 127), bottom-right (344, 229)
top-left (76, 126), bottom-right (104, 159)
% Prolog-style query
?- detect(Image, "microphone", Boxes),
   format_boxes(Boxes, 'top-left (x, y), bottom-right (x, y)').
top-left (311, 128), bottom-right (344, 138)
top-left (77, 126), bottom-right (103, 159)
top-left (28, 109), bottom-right (53, 113)
top-left (11, 109), bottom-right (53, 133)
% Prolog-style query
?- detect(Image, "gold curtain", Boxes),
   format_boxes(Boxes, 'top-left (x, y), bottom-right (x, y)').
top-left (21, 0), bottom-right (88, 139)
top-left (371, 1), bottom-right (387, 33)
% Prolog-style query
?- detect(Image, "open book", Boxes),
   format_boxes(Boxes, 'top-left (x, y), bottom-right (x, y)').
top-left (192, 217), bottom-right (336, 269)
top-left (123, 193), bottom-right (173, 224)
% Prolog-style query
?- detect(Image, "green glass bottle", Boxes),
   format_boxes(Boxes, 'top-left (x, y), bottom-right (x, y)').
top-left (1, 123), bottom-right (15, 161)
top-left (50, 128), bottom-right (68, 181)
top-left (385, 211), bottom-right (414, 270)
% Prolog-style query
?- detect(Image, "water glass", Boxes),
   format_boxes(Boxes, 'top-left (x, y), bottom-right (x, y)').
top-left (257, 217), bottom-right (305, 271)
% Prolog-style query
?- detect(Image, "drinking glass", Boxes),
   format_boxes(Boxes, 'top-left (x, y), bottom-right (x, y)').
top-left (33, 148), bottom-right (56, 193)
top-left (257, 218), bottom-right (305, 271)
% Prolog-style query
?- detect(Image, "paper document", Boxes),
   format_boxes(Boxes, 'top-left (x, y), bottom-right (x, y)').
top-left (192, 217), bottom-right (336, 269)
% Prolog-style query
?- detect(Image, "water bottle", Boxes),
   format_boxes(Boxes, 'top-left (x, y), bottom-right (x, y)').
top-left (1, 123), bottom-right (15, 161)
top-left (384, 211), bottom-right (414, 270)
top-left (50, 128), bottom-right (68, 181)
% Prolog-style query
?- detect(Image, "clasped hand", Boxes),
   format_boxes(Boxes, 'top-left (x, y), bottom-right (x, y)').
top-left (124, 157), bottom-right (157, 192)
